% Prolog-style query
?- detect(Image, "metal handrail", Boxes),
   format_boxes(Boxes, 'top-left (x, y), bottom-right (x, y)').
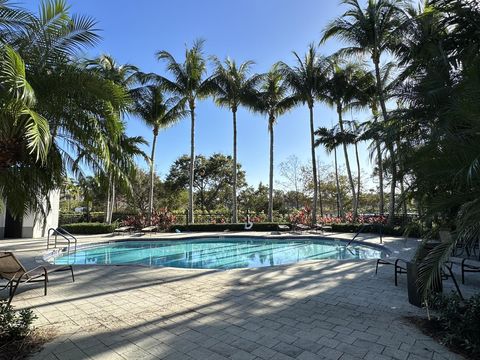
top-left (346, 223), bottom-right (383, 247)
top-left (47, 227), bottom-right (77, 257)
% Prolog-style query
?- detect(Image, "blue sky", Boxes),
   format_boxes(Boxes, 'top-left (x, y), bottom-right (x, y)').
top-left (26, 0), bottom-right (377, 189)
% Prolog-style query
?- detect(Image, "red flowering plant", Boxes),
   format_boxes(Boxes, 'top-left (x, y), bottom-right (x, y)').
top-left (122, 208), bottom-right (176, 231)
top-left (289, 206), bottom-right (312, 225)
top-left (151, 208), bottom-right (177, 230)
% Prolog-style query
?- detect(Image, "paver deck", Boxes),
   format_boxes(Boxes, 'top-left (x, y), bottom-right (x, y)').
top-left (1, 232), bottom-right (477, 360)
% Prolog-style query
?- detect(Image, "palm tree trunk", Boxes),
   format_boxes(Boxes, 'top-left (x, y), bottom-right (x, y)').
top-left (355, 141), bottom-right (361, 217)
top-left (188, 101), bottom-right (195, 224)
top-left (149, 129), bottom-right (158, 224)
top-left (317, 158), bottom-right (323, 218)
top-left (309, 105), bottom-right (318, 225)
top-left (268, 117), bottom-right (274, 222)
top-left (388, 147), bottom-right (396, 225)
top-left (376, 140), bottom-right (384, 215)
top-left (334, 146), bottom-right (343, 217)
top-left (109, 181), bottom-right (115, 224)
top-left (337, 104), bottom-right (357, 218)
top-left (232, 110), bottom-right (238, 223)
top-left (105, 173), bottom-right (111, 223)
top-left (373, 57), bottom-right (395, 223)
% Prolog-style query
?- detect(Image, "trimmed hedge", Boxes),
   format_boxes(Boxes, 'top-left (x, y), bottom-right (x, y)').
top-left (171, 222), bottom-right (290, 232)
top-left (330, 223), bottom-right (423, 238)
top-left (61, 222), bottom-right (117, 235)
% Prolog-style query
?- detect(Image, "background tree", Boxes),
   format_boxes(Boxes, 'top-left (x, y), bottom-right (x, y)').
top-left (207, 57), bottom-right (258, 223)
top-left (166, 154), bottom-right (246, 215)
top-left (278, 44), bottom-right (327, 224)
top-left (322, 0), bottom-right (405, 223)
top-left (247, 64), bottom-right (295, 221)
top-left (132, 83), bottom-right (187, 223)
top-left (156, 39), bottom-right (209, 224)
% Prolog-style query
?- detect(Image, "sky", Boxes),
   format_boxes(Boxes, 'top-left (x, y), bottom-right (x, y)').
top-left (25, 0), bottom-right (378, 190)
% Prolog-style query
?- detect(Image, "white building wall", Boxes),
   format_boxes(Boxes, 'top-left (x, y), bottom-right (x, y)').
top-left (22, 190), bottom-right (60, 238)
top-left (0, 191), bottom-right (60, 239)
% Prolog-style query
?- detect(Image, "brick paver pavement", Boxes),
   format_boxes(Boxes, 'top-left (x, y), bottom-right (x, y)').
top-left (1, 232), bottom-right (475, 360)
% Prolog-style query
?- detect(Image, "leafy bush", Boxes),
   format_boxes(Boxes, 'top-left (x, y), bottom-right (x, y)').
top-left (172, 222), bottom-right (290, 232)
top-left (61, 222), bottom-right (117, 234)
top-left (122, 208), bottom-right (176, 230)
top-left (0, 300), bottom-right (36, 341)
top-left (428, 293), bottom-right (480, 357)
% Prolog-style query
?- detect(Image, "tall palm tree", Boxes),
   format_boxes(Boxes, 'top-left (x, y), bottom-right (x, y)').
top-left (315, 126), bottom-right (344, 217)
top-left (156, 39), bottom-right (209, 224)
top-left (246, 64), bottom-right (296, 222)
top-left (85, 55), bottom-right (140, 223)
top-left (322, 0), bottom-right (405, 223)
top-left (321, 59), bottom-right (366, 218)
top-left (207, 57), bottom-right (258, 223)
top-left (132, 84), bottom-right (187, 223)
top-left (278, 44), bottom-right (327, 224)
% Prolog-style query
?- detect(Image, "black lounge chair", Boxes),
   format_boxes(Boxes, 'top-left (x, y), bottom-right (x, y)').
top-left (375, 258), bottom-right (407, 286)
top-left (0, 252), bottom-right (74, 306)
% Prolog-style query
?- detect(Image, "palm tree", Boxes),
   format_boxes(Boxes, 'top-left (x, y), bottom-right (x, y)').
top-left (207, 57), bottom-right (259, 223)
top-left (132, 84), bottom-right (187, 223)
top-left (315, 126), bottom-right (344, 217)
top-left (246, 64), bottom-right (296, 222)
top-left (85, 55), bottom-right (140, 223)
top-left (156, 39), bottom-right (209, 224)
top-left (0, 0), bottom-right (120, 218)
top-left (322, 0), bottom-right (405, 223)
top-left (321, 58), bottom-right (367, 218)
top-left (278, 44), bottom-right (327, 224)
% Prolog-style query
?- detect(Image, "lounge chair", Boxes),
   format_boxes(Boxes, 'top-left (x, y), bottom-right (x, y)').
top-left (314, 223), bottom-right (333, 233)
top-left (0, 252), bottom-right (74, 306)
top-left (293, 223), bottom-right (311, 232)
top-left (141, 225), bottom-right (158, 235)
top-left (114, 226), bottom-right (134, 235)
top-left (375, 258), bottom-right (407, 286)
top-left (277, 224), bottom-right (290, 232)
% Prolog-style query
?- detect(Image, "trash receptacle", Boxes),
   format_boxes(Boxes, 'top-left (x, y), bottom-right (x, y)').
top-left (407, 257), bottom-right (442, 307)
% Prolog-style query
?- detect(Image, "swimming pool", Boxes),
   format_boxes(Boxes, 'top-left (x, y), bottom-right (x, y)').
top-left (49, 237), bottom-right (388, 270)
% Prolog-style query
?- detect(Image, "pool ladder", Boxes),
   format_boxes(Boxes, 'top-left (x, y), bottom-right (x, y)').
top-left (47, 227), bottom-right (78, 257)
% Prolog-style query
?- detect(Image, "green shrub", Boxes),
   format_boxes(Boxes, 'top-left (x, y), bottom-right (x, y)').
top-left (428, 293), bottom-right (480, 357)
top-left (61, 222), bottom-right (117, 234)
top-left (0, 300), bottom-right (36, 341)
top-left (172, 222), bottom-right (290, 232)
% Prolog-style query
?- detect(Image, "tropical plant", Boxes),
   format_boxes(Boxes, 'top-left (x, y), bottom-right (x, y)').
top-left (131, 83), bottom-right (187, 223)
top-left (246, 64), bottom-right (296, 222)
top-left (322, 0), bottom-right (406, 223)
top-left (315, 126), bottom-right (344, 217)
top-left (278, 44), bottom-right (328, 224)
top-left (156, 39), bottom-right (209, 224)
top-left (207, 57), bottom-right (259, 222)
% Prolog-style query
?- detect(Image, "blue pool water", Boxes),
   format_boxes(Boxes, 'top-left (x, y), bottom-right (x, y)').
top-left (51, 237), bottom-right (387, 269)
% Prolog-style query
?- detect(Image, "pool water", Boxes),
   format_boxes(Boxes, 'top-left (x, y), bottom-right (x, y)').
top-left (51, 238), bottom-right (387, 270)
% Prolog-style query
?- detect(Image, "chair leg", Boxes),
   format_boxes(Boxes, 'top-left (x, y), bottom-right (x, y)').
top-left (70, 266), bottom-right (75, 282)
top-left (375, 260), bottom-right (380, 275)
top-left (7, 280), bottom-right (21, 307)
top-left (44, 270), bottom-right (48, 296)
top-left (394, 266), bottom-right (398, 286)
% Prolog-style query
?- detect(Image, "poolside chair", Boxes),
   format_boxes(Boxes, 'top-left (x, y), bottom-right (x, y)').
top-left (293, 223), bottom-right (311, 232)
top-left (314, 223), bottom-right (332, 233)
top-left (375, 258), bottom-right (407, 286)
top-left (0, 252), bottom-right (74, 306)
top-left (141, 225), bottom-right (158, 235)
top-left (114, 225), bottom-right (134, 235)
